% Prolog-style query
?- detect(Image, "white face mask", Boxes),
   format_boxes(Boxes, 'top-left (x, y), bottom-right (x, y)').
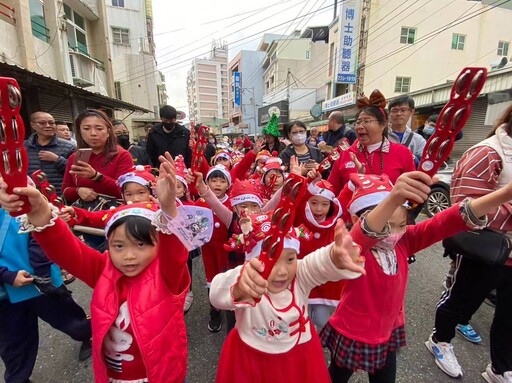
top-left (208, 139), bottom-right (215, 144)
top-left (292, 133), bottom-right (307, 145)
top-left (375, 231), bottom-right (405, 251)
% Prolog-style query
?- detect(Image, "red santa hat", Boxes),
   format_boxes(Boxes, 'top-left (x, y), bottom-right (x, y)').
top-left (229, 179), bottom-right (264, 207)
top-left (174, 155), bottom-right (188, 190)
top-left (206, 164), bottom-right (232, 187)
top-left (347, 173), bottom-right (393, 215)
top-left (213, 150), bottom-right (232, 165)
top-left (243, 136), bottom-right (252, 149)
top-left (256, 150), bottom-right (272, 162)
top-left (116, 165), bottom-right (156, 189)
top-left (103, 202), bottom-right (159, 237)
top-left (235, 137), bottom-right (243, 147)
top-left (305, 179), bottom-right (343, 227)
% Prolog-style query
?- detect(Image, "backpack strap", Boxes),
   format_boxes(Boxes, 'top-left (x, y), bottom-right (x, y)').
top-left (403, 132), bottom-right (414, 148)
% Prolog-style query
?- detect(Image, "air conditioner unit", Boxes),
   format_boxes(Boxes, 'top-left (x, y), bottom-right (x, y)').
top-left (69, 53), bottom-right (95, 87)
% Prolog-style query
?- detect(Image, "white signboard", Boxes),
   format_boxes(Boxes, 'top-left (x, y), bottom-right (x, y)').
top-left (336, 0), bottom-right (360, 84)
top-left (322, 92), bottom-right (356, 112)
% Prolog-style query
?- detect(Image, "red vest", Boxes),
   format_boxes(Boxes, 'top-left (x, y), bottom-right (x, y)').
top-left (91, 257), bottom-right (188, 383)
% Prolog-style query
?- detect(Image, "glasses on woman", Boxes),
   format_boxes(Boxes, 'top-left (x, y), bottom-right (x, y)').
top-left (354, 119), bottom-right (378, 127)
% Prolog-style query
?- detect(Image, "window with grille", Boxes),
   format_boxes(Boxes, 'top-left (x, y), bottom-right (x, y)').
top-left (498, 41), bottom-right (509, 57)
top-left (451, 34), bottom-right (466, 50)
top-left (400, 27), bottom-right (416, 44)
top-left (112, 27), bottom-right (130, 45)
top-left (395, 77), bottom-right (411, 93)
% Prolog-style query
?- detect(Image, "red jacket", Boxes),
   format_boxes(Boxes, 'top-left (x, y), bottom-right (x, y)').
top-left (327, 140), bottom-right (415, 196)
top-left (34, 219), bottom-right (190, 383)
top-left (62, 148), bottom-right (134, 202)
top-left (329, 204), bottom-right (467, 344)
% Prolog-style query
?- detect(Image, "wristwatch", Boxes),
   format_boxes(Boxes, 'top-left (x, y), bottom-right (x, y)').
top-left (93, 172), bottom-right (103, 182)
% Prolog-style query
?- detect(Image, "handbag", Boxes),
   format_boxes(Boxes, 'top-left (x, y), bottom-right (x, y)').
top-left (71, 194), bottom-right (123, 212)
top-left (442, 228), bottom-right (512, 265)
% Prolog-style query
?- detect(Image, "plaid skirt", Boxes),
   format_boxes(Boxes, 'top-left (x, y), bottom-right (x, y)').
top-left (320, 322), bottom-right (406, 374)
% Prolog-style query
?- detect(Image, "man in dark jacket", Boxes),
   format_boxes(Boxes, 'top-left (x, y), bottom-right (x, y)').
top-left (24, 111), bottom-right (76, 195)
top-left (319, 111), bottom-right (357, 149)
top-left (146, 105), bottom-right (192, 167)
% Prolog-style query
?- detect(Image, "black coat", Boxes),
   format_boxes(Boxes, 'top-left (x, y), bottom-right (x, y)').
top-left (146, 123), bottom-right (192, 167)
top-left (279, 144), bottom-right (322, 170)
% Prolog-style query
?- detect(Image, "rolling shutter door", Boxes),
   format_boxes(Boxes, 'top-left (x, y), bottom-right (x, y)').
top-left (38, 93), bottom-right (73, 124)
top-left (452, 96), bottom-right (490, 159)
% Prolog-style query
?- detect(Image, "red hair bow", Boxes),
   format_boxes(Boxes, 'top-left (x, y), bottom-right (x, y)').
top-left (356, 89), bottom-right (387, 109)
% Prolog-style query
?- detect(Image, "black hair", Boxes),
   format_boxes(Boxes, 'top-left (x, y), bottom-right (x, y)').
top-left (427, 114), bottom-right (439, 123)
top-left (388, 96), bottom-right (415, 110)
top-left (107, 215), bottom-right (157, 245)
top-left (55, 120), bottom-right (67, 126)
top-left (207, 169), bottom-right (229, 182)
top-left (111, 119), bottom-right (125, 126)
top-left (354, 205), bottom-right (377, 218)
top-left (159, 105), bottom-right (177, 119)
top-left (283, 120), bottom-right (307, 139)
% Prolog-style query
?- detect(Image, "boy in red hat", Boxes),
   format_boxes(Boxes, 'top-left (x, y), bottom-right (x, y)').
top-left (320, 171), bottom-right (512, 382)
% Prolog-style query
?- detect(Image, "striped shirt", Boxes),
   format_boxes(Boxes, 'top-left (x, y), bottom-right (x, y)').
top-left (451, 145), bottom-right (512, 232)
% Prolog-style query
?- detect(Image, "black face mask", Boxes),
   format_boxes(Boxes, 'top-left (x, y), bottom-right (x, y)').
top-left (117, 134), bottom-right (130, 149)
top-left (162, 122), bottom-right (175, 130)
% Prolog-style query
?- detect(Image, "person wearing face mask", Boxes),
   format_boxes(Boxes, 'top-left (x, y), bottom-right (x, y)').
top-left (112, 120), bottom-right (151, 166)
top-left (279, 121), bottom-right (322, 176)
top-left (205, 133), bottom-right (217, 164)
top-left (146, 105), bottom-right (192, 168)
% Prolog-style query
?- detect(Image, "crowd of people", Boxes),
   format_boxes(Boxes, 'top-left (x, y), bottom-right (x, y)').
top-left (0, 92), bottom-right (510, 383)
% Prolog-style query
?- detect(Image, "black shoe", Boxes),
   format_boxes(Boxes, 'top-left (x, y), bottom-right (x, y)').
top-left (208, 309), bottom-right (222, 333)
top-left (485, 290), bottom-right (497, 307)
top-left (78, 339), bottom-right (92, 361)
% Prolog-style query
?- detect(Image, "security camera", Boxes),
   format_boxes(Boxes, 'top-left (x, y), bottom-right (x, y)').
top-left (490, 57), bottom-right (508, 70)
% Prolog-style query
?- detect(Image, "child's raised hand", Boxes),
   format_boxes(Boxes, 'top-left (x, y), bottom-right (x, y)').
top-left (156, 152), bottom-right (177, 217)
top-left (193, 171), bottom-right (208, 195)
top-left (0, 178), bottom-right (51, 227)
top-left (391, 171), bottom-right (433, 205)
top-left (350, 152), bottom-right (365, 174)
top-left (233, 258), bottom-right (269, 302)
top-left (252, 138), bottom-right (265, 154)
top-left (330, 219), bottom-right (366, 275)
top-left (289, 155), bottom-right (303, 176)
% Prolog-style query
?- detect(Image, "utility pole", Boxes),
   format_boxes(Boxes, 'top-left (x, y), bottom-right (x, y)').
top-left (356, 0), bottom-right (372, 95)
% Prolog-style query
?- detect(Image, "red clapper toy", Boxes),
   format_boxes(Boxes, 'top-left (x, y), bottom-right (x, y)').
top-left (310, 138), bottom-right (351, 180)
top-left (191, 125), bottom-right (210, 174)
top-left (418, 67), bottom-right (487, 177)
top-left (258, 173), bottom-right (307, 285)
top-left (0, 77), bottom-right (30, 216)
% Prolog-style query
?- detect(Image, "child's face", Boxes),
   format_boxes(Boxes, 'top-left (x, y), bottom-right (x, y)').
top-left (308, 195), bottom-right (331, 222)
top-left (108, 224), bottom-right (157, 277)
top-left (123, 183), bottom-right (151, 204)
top-left (388, 206), bottom-right (407, 233)
top-left (176, 181), bottom-right (186, 199)
top-left (256, 159), bottom-right (266, 169)
top-left (267, 249), bottom-right (297, 294)
top-left (207, 176), bottom-right (229, 198)
top-left (264, 170), bottom-right (284, 192)
top-left (215, 158), bottom-right (231, 169)
top-left (234, 202), bottom-right (261, 216)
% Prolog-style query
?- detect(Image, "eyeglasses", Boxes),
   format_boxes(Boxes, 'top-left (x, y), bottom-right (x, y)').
top-left (354, 119), bottom-right (378, 127)
top-left (389, 108), bottom-right (411, 114)
top-left (290, 130), bottom-right (306, 136)
top-left (32, 121), bottom-right (56, 127)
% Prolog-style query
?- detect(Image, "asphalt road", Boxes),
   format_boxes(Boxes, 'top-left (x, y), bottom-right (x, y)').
top-left (0, 218), bottom-right (497, 383)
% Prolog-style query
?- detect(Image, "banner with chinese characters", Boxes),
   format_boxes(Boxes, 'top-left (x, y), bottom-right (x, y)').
top-left (336, 0), bottom-right (361, 84)
top-left (234, 72), bottom-right (241, 107)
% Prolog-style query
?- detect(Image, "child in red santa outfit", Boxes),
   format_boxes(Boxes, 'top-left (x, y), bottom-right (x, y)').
top-left (210, 139), bottom-right (264, 183)
top-left (195, 164), bottom-right (232, 332)
top-left (294, 175), bottom-right (346, 329)
top-left (58, 165), bottom-right (157, 228)
top-left (210, 219), bottom-right (365, 383)
top-left (0, 153), bottom-right (191, 383)
top-left (321, 171), bottom-right (512, 382)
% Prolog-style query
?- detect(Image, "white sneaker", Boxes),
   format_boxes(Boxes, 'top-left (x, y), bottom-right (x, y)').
top-left (184, 290), bottom-right (193, 312)
top-left (425, 334), bottom-right (463, 378)
top-left (482, 363), bottom-right (512, 383)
